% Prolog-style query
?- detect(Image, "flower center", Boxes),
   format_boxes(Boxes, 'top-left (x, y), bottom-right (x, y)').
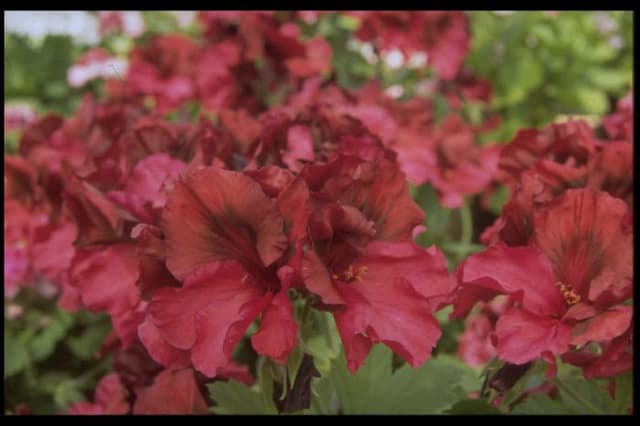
top-left (332, 264), bottom-right (368, 283)
top-left (555, 281), bottom-right (581, 306)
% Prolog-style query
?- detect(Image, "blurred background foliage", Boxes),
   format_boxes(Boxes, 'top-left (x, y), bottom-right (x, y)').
top-left (4, 11), bottom-right (634, 414)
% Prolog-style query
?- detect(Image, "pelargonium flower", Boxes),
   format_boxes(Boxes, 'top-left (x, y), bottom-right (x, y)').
top-left (126, 34), bottom-right (199, 112)
top-left (498, 119), bottom-right (596, 189)
top-left (601, 91), bottom-right (633, 142)
top-left (139, 166), bottom-right (297, 377)
top-left (247, 104), bottom-right (391, 172)
top-left (4, 156), bottom-right (77, 299)
top-left (419, 115), bottom-right (500, 208)
top-left (453, 189), bottom-right (632, 372)
top-left (298, 155), bottom-right (453, 371)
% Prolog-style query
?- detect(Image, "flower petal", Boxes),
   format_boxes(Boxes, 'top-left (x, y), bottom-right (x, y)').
top-left (162, 167), bottom-right (287, 280)
top-left (493, 309), bottom-right (571, 364)
top-left (251, 290), bottom-right (298, 364)
top-left (454, 243), bottom-right (565, 317)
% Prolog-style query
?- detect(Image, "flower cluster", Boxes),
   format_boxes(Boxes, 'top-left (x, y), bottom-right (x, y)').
top-left (4, 11), bottom-right (501, 414)
top-left (5, 10), bottom-right (632, 414)
top-left (451, 95), bottom-right (634, 378)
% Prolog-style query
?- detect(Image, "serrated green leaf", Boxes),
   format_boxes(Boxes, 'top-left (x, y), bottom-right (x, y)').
top-left (445, 399), bottom-right (503, 414)
top-left (307, 345), bottom-right (482, 414)
top-left (513, 376), bottom-right (626, 415)
top-left (208, 381), bottom-right (277, 415)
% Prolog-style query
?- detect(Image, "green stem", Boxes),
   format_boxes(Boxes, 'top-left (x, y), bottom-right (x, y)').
top-left (460, 202), bottom-right (473, 245)
top-left (320, 312), bottom-right (337, 355)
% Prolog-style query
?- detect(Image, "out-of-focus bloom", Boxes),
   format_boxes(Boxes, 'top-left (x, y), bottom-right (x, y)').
top-left (67, 48), bottom-right (128, 88)
top-left (66, 374), bottom-right (130, 415)
top-left (98, 11), bottom-right (145, 38)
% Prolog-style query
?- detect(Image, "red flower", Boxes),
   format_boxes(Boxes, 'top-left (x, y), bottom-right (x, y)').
top-left (67, 374), bottom-right (129, 415)
top-left (299, 156), bottom-right (452, 371)
top-left (126, 34), bottom-right (198, 112)
top-left (108, 153), bottom-right (186, 224)
top-left (498, 120), bottom-right (596, 188)
top-left (453, 189), bottom-right (632, 369)
top-left (133, 369), bottom-right (208, 414)
top-left (602, 91), bottom-right (633, 142)
top-left (141, 167), bottom-right (297, 376)
top-left (561, 327), bottom-right (632, 379)
top-left (330, 241), bottom-right (452, 372)
top-left (410, 114), bottom-right (500, 208)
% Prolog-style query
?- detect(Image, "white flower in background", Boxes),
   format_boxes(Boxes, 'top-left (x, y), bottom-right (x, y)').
top-left (384, 49), bottom-right (405, 69)
top-left (98, 11), bottom-right (145, 37)
top-left (67, 48), bottom-right (128, 87)
top-left (407, 52), bottom-right (427, 69)
top-left (385, 84), bottom-right (405, 99)
top-left (4, 11), bottom-right (100, 44)
top-left (4, 103), bottom-right (36, 132)
top-left (171, 11), bottom-right (196, 28)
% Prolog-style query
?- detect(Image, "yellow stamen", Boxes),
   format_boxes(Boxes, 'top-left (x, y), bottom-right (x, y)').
top-left (555, 281), bottom-right (581, 306)
top-left (334, 264), bottom-right (368, 283)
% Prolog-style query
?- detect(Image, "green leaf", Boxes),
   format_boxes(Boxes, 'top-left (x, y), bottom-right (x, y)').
top-left (4, 330), bottom-right (31, 378)
top-left (513, 376), bottom-right (626, 415)
top-left (287, 344), bottom-right (305, 390)
top-left (52, 379), bottom-right (85, 409)
top-left (612, 372), bottom-right (633, 414)
top-left (29, 310), bottom-right (73, 362)
top-left (306, 345), bottom-right (482, 414)
top-left (65, 316), bottom-right (112, 360)
top-left (208, 381), bottom-right (278, 415)
top-left (445, 399), bottom-right (503, 414)
top-left (588, 68), bottom-right (629, 91)
top-left (576, 87), bottom-right (610, 115)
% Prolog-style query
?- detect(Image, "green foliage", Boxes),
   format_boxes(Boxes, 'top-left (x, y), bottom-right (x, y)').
top-left (512, 370), bottom-right (633, 415)
top-left (4, 292), bottom-right (112, 414)
top-left (4, 33), bottom-right (84, 115)
top-left (445, 399), bottom-right (503, 414)
top-left (466, 11), bottom-right (633, 142)
top-left (304, 345), bottom-right (483, 414)
top-left (207, 344), bottom-right (483, 415)
top-left (208, 380), bottom-right (279, 415)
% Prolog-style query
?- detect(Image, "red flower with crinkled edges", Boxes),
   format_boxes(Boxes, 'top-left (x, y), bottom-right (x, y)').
top-left (483, 116), bottom-right (633, 247)
top-left (139, 166), bottom-right (297, 377)
top-left (298, 155), bottom-right (453, 372)
top-left (4, 156), bottom-right (77, 299)
top-left (498, 119), bottom-right (596, 189)
top-left (126, 34), bottom-right (199, 112)
top-left (247, 104), bottom-right (392, 172)
top-left (453, 189), bottom-right (632, 375)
